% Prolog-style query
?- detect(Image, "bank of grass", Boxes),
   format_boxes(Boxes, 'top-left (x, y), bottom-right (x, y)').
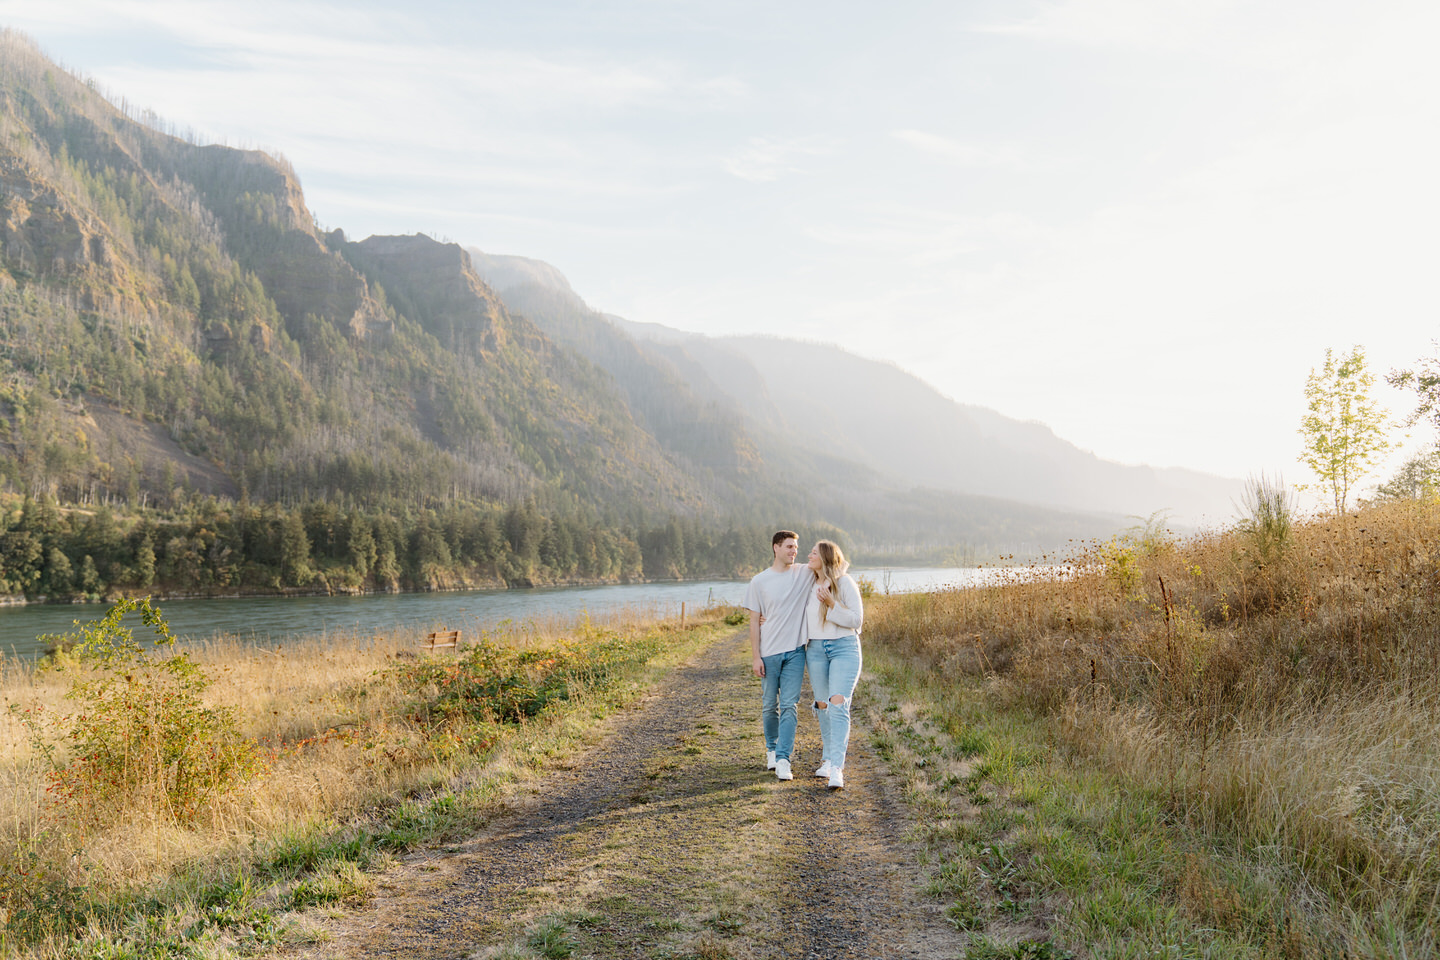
top-left (866, 497), bottom-right (1440, 957)
top-left (0, 602), bottom-right (745, 958)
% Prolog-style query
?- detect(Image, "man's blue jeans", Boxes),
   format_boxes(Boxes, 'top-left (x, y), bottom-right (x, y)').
top-left (761, 647), bottom-right (806, 760)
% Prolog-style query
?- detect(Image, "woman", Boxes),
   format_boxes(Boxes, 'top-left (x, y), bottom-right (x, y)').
top-left (804, 539), bottom-right (863, 790)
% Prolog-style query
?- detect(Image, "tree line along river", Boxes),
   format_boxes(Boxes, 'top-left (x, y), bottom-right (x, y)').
top-left (0, 568), bottom-right (985, 661)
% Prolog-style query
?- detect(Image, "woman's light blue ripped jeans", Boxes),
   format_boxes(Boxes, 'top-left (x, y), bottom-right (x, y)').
top-left (806, 635), bottom-right (862, 771)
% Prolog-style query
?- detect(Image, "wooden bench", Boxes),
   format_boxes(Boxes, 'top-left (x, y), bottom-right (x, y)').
top-left (418, 629), bottom-right (461, 652)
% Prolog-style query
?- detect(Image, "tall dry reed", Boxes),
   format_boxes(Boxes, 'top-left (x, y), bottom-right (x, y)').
top-left (866, 499), bottom-right (1440, 934)
top-left (1, 602), bottom-right (714, 912)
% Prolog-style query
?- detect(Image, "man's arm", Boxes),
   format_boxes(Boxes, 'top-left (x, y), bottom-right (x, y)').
top-left (749, 614), bottom-right (765, 677)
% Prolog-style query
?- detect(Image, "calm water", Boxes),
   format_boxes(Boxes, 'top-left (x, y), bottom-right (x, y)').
top-left (0, 567), bottom-right (986, 660)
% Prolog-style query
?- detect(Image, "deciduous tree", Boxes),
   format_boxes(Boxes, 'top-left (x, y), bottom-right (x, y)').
top-left (1298, 346), bottom-right (1392, 514)
top-left (1388, 341), bottom-right (1440, 432)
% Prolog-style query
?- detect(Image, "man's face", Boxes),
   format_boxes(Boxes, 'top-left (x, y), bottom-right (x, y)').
top-left (774, 537), bottom-right (799, 564)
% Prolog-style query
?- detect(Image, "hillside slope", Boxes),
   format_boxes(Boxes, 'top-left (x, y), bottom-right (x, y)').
top-left (469, 250), bottom-right (1133, 554)
top-left (0, 32), bottom-right (706, 519)
top-left (468, 249), bottom-right (1241, 525)
top-left (688, 334), bottom-right (1242, 522)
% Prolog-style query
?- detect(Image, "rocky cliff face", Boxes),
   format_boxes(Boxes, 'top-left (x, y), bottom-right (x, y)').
top-left (0, 44), bottom-right (392, 351)
top-left (0, 128), bottom-right (132, 312)
top-left (348, 235), bottom-right (506, 354)
top-left (169, 146), bottom-right (393, 344)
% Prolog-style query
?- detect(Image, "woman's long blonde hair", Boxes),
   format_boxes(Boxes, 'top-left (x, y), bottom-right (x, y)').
top-left (814, 539), bottom-right (849, 626)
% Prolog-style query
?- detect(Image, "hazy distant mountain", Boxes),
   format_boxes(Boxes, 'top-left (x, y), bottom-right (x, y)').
top-left (645, 331), bottom-right (1242, 523)
top-left (466, 251), bottom-right (576, 301)
top-left (470, 251), bottom-right (1242, 525)
top-left (467, 248), bottom-right (1134, 554)
top-left (466, 248), bottom-right (765, 487)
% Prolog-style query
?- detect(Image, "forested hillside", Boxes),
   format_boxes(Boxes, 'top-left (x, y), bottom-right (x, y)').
top-left (465, 249), bottom-right (764, 489)
top-left (0, 32), bottom-right (1122, 601)
top-left (0, 33), bottom-right (711, 514)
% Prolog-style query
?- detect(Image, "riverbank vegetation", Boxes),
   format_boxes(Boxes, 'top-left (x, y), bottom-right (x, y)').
top-left (0, 492), bottom-right (806, 601)
top-left (866, 495), bottom-right (1440, 956)
top-left (0, 599), bottom-right (744, 957)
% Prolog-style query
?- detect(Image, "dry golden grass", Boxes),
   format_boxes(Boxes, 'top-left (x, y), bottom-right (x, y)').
top-left (0, 602), bottom-right (710, 902)
top-left (866, 498), bottom-right (1440, 935)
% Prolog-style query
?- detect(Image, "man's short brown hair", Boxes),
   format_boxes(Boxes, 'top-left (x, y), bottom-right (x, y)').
top-left (772, 530), bottom-right (798, 547)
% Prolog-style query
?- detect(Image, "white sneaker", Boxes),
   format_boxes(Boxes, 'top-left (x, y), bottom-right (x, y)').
top-left (775, 758), bottom-right (793, 781)
top-left (814, 761), bottom-right (832, 779)
top-left (766, 750), bottom-right (777, 770)
top-left (827, 767), bottom-right (844, 790)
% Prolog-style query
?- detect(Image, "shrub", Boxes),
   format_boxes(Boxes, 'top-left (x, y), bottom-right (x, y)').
top-left (18, 598), bottom-right (264, 830)
top-left (1235, 472), bottom-right (1293, 569)
top-left (395, 630), bottom-right (663, 728)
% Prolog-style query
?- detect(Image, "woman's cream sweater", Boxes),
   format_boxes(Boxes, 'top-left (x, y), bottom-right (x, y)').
top-left (805, 572), bottom-right (864, 640)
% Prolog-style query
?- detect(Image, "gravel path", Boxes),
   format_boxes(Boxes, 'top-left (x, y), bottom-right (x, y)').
top-left (300, 629), bottom-right (964, 959)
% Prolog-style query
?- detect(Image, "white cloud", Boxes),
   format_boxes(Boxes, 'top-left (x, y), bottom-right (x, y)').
top-left (723, 136), bottom-right (836, 182)
top-left (7, 0), bottom-right (746, 124)
top-left (890, 130), bottom-right (1048, 170)
top-left (971, 0), bottom-right (1246, 52)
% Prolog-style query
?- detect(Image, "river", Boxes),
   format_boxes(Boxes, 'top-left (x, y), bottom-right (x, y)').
top-left (0, 567), bottom-right (987, 661)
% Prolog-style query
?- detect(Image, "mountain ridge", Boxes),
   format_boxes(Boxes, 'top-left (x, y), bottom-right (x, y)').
top-left (469, 249), bottom-right (1243, 525)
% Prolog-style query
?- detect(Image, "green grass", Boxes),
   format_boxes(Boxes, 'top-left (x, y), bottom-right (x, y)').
top-left (526, 917), bottom-right (579, 958)
top-left (867, 648), bottom-right (1374, 960)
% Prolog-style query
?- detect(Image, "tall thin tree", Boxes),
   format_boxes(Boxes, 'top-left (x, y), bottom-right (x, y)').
top-left (1298, 346), bottom-right (1392, 514)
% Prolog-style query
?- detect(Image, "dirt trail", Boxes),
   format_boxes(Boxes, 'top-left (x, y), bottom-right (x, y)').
top-left (301, 630), bottom-right (964, 959)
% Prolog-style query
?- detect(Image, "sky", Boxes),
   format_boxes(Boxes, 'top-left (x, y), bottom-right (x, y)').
top-left (4, 0), bottom-right (1438, 486)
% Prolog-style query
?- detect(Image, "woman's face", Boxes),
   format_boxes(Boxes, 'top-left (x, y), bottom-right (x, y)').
top-left (807, 544), bottom-right (823, 572)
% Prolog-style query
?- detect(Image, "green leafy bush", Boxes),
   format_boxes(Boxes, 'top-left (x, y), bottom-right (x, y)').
top-left (20, 598), bottom-right (264, 830)
top-left (395, 631), bottom-right (662, 727)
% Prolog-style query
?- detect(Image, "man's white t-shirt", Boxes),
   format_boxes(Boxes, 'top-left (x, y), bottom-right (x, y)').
top-left (743, 563), bottom-right (814, 658)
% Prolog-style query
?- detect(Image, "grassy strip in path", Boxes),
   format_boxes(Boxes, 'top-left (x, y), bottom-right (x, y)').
top-left (867, 643), bottom-right (1363, 960)
top-left (445, 621), bottom-right (962, 960)
top-left (2, 611), bottom-right (742, 960)
top-left (448, 633), bottom-right (793, 960)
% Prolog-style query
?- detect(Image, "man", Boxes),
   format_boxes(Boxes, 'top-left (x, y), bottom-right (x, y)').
top-left (742, 530), bottom-right (812, 781)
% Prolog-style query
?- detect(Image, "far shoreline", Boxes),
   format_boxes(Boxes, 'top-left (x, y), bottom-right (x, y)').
top-left (0, 558), bottom-right (990, 608)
